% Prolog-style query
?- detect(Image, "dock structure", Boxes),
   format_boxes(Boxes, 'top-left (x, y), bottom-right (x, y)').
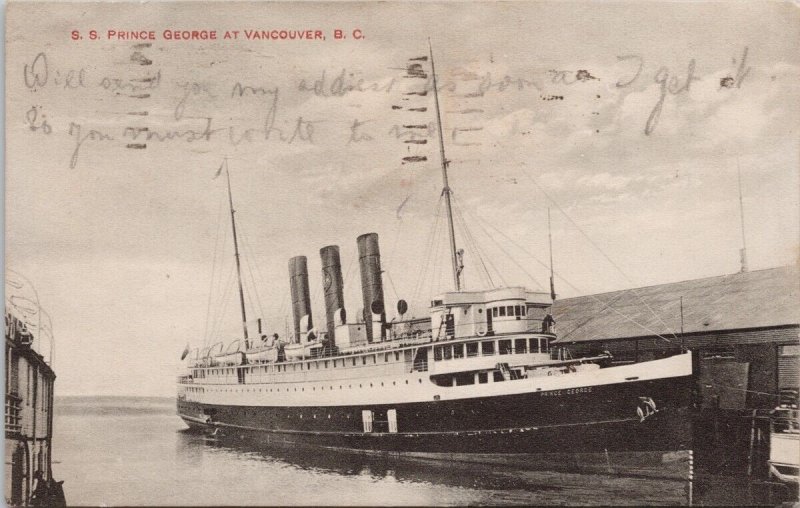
top-left (4, 310), bottom-right (57, 506)
top-left (553, 264), bottom-right (799, 491)
top-left (553, 265), bottom-right (799, 408)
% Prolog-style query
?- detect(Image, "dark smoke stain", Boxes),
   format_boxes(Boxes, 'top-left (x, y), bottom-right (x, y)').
top-left (720, 76), bottom-right (735, 88)
top-left (540, 95), bottom-right (564, 101)
top-left (408, 107), bottom-right (427, 112)
top-left (576, 70), bottom-right (596, 81)
top-left (127, 111), bottom-right (149, 116)
top-left (404, 139), bottom-right (427, 144)
top-left (126, 143), bottom-right (147, 149)
top-left (402, 124), bottom-right (428, 129)
top-left (132, 43), bottom-right (152, 50)
top-left (405, 91), bottom-right (428, 96)
top-left (402, 156), bottom-right (427, 163)
top-left (129, 94), bottom-right (151, 99)
top-left (392, 105), bottom-right (403, 110)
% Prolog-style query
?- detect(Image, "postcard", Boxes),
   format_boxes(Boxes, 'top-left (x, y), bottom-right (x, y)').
top-left (5, 1), bottom-right (799, 506)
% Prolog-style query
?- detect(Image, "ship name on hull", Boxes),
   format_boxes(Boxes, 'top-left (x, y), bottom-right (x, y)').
top-left (539, 387), bottom-right (592, 397)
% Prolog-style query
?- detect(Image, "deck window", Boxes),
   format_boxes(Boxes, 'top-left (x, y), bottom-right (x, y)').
top-left (466, 342), bottom-right (479, 357)
top-left (478, 372), bottom-right (489, 384)
top-left (540, 338), bottom-right (548, 352)
top-left (493, 371), bottom-right (505, 382)
top-left (492, 307), bottom-right (498, 317)
top-left (455, 373), bottom-right (474, 386)
top-left (499, 340), bottom-right (512, 355)
top-left (434, 346), bottom-right (443, 361)
top-left (521, 306), bottom-right (526, 316)
top-left (507, 305), bottom-right (514, 316)
top-left (362, 357), bottom-right (367, 365)
top-left (514, 339), bottom-right (527, 354)
top-left (499, 307), bottom-right (506, 317)
top-left (443, 346), bottom-right (453, 360)
top-left (453, 344), bottom-right (464, 359)
top-left (529, 338), bottom-right (539, 353)
top-left (482, 341), bottom-right (495, 356)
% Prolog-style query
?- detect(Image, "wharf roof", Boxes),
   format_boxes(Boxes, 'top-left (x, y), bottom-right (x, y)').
top-left (552, 265), bottom-right (800, 344)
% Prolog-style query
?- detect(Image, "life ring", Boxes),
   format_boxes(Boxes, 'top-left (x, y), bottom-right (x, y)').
top-left (477, 329), bottom-right (487, 337)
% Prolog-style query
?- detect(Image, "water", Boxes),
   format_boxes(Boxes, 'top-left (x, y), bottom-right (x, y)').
top-left (53, 397), bottom-right (713, 505)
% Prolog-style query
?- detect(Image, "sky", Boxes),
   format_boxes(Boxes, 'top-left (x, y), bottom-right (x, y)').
top-left (5, 1), bottom-right (799, 397)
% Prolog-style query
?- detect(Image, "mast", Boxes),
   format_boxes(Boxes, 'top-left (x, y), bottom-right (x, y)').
top-left (548, 208), bottom-right (556, 301)
top-left (736, 159), bottom-right (748, 273)
top-left (429, 39), bottom-right (461, 292)
top-left (224, 159), bottom-right (250, 348)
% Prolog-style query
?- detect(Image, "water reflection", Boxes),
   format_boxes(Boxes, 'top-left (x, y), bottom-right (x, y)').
top-left (174, 428), bottom-right (682, 505)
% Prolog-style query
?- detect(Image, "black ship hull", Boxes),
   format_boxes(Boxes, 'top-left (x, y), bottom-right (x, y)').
top-left (177, 375), bottom-right (693, 454)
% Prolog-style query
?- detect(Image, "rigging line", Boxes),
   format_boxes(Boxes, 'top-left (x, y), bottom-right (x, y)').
top-left (238, 228), bottom-right (266, 321)
top-left (342, 254), bottom-right (356, 290)
top-left (422, 194), bottom-right (445, 292)
top-left (429, 199), bottom-right (449, 298)
top-left (519, 167), bottom-right (680, 341)
top-left (451, 199), bottom-right (492, 288)
top-left (209, 263), bottom-right (236, 342)
top-left (384, 270), bottom-right (401, 306)
top-left (429, 212), bottom-right (442, 299)
top-left (452, 196), bottom-right (501, 288)
top-left (207, 217), bottom-right (231, 346)
top-left (469, 209), bottom-right (678, 345)
top-left (457, 197), bottom-right (506, 288)
top-left (454, 195), bottom-right (542, 289)
top-left (203, 194), bottom-right (228, 346)
top-left (209, 262), bottom-right (238, 343)
top-left (452, 194), bottom-right (503, 287)
top-left (412, 194), bottom-right (444, 302)
top-left (386, 192), bottom-right (409, 275)
top-left (240, 223), bottom-right (272, 314)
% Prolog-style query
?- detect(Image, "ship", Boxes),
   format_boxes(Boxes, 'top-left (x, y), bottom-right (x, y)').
top-left (176, 44), bottom-right (694, 458)
top-left (5, 271), bottom-right (65, 506)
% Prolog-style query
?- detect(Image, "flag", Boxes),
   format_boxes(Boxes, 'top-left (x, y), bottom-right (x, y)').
top-left (212, 161), bottom-right (224, 180)
top-left (180, 343), bottom-right (190, 360)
